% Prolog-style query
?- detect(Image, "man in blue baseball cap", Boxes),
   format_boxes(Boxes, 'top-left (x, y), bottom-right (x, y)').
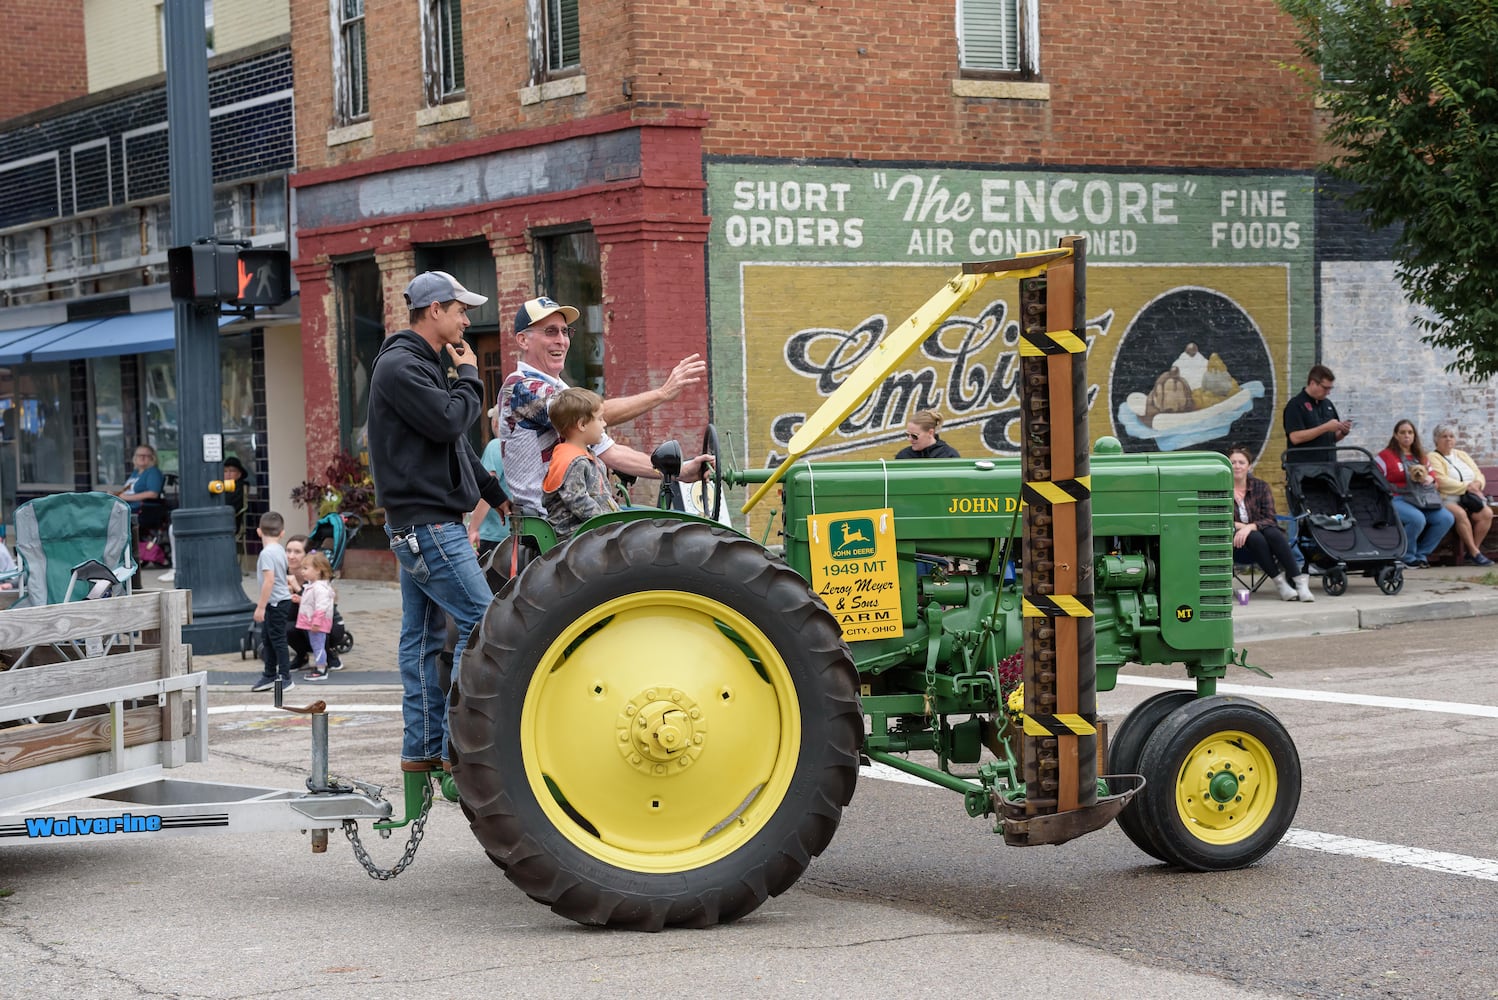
top-left (366, 270), bottom-right (509, 773)
top-left (498, 295), bottom-right (710, 514)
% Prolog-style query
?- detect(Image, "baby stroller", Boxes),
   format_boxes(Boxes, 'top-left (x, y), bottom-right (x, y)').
top-left (1282, 446), bottom-right (1407, 596)
top-left (239, 512), bottom-right (360, 661)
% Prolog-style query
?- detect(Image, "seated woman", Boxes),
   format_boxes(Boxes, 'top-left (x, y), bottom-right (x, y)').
top-left (1375, 419), bottom-right (1456, 568)
top-left (1228, 445), bottom-right (1310, 602)
top-left (1429, 423), bottom-right (1494, 566)
top-left (116, 444), bottom-right (165, 514)
top-left (116, 444), bottom-right (170, 565)
top-left (896, 410), bottom-right (960, 459)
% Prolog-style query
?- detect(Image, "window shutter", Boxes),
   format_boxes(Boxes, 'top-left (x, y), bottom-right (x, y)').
top-left (960, 0), bottom-right (1020, 73)
top-left (547, 0), bottom-right (580, 71)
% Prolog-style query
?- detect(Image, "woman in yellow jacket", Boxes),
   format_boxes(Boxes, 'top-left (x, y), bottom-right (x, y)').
top-left (1429, 423), bottom-right (1494, 566)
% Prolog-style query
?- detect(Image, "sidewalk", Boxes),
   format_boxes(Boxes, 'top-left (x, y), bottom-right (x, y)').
top-left (143, 560), bottom-right (1498, 686)
top-left (1229, 561), bottom-right (1498, 640)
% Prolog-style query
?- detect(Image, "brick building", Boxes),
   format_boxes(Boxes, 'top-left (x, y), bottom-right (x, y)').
top-left (290, 0), bottom-right (1493, 547)
top-left (0, 1), bottom-right (300, 539)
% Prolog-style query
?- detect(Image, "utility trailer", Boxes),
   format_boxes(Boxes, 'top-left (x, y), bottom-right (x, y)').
top-left (0, 590), bottom-right (390, 854)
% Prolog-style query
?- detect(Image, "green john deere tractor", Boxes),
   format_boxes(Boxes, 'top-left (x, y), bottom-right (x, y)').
top-left (445, 238), bottom-right (1302, 931)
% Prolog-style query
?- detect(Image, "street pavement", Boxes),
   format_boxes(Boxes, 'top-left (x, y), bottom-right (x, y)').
top-left (154, 558), bottom-right (1498, 689)
top-left (3, 565), bottom-right (1492, 998)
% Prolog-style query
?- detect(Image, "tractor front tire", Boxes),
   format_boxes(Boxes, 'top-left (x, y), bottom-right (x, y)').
top-left (1133, 695), bottom-right (1301, 871)
top-left (449, 520), bottom-right (862, 930)
top-left (1107, 690), bottom-right (1197, 861)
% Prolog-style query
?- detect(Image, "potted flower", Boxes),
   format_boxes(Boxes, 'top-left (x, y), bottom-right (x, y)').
top-left (290, 451), bottom-right (383, 529)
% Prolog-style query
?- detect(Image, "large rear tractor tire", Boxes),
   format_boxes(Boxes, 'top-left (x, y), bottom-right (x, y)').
top-left (1133, 695), bottom-right (1301, 871)
top-left (1107, 690), bottom-right (1197, 861)
top-left (449, 519), bottom-right (862, 930)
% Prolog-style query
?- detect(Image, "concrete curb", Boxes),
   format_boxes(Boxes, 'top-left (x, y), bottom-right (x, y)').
top-left (1358, 593), bottom-right (1498, 629)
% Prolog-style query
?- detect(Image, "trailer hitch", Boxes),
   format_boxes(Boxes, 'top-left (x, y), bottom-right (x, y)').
top-left (273, 687), bottom-right (435, 877)
top-left (997, 773), bottom-right (1145, 847)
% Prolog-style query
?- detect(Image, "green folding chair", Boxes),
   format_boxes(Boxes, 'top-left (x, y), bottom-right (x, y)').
top-left (10, 491), bottom-right (137, 608)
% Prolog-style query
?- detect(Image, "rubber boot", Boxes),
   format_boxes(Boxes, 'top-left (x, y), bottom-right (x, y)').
top-left (1293, 573), bottom-right (1315, 602)
top-left (1272, 573), bottom-right (1298, 601)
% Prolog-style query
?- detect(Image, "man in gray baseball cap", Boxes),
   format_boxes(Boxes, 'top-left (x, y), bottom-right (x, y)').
top-left (366, 269), bottom-right (506, 772)
top-left (403, 270), bottom-right (488, 310)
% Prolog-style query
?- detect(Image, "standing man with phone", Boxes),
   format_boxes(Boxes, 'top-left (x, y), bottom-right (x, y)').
top-left (367, 271), bottom-right (509, 774)
top-left (1283, 364), bottom-right (1353, 465)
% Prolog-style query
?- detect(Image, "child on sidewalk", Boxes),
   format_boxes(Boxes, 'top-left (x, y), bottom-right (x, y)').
top-left (250, 512), bottom-right (294, 693)
top-left (295, 551), bottom-right (338, 681)
top-left (542, 387), bottom-right (620, 540)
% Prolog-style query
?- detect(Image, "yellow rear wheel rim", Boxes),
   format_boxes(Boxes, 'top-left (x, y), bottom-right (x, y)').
top-left (519, 590), bottom-right (801, 873)
top-left (1173, 728), bottom-right (1279, 845)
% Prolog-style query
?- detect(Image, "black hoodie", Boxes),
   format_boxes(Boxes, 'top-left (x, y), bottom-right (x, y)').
top-left (366, 329), bottom-right (507, 528)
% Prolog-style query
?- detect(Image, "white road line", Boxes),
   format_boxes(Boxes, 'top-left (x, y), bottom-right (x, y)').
top-left (212, 706), bottom-right (1498, 884)
top-left (858, 764), bottom-right (1498, 883)
top-left (1112, 676), bottom-right (1498, 718)
top-left (1280, 829), bottom-right (1498, 882)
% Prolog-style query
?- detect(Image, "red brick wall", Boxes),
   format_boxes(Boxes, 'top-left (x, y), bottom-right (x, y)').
top-left (0, 0), bottom-right (87, 122)
top-left (288, 0), bottom-right (1320, 501)
top-left (292, 1), bottom-right (1317, 174)
top-left (625, 0), bottom-right (1316, 168)
top-left (293, 116), bottom-right (711, 459)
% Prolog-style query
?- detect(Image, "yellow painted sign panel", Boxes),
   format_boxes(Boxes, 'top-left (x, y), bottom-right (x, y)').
top-left (807, 507), bottom-right (903, 642)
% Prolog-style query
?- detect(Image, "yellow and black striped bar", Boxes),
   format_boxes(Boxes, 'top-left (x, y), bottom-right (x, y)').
top-left (1021, 476), bottom-right (1092, 507)
top-left (1021, 594), bottom-right (1095, 618)
top-left (1021, 713), bottom-right (1099, 738)
top-left (1018, 328), bottom-right (1088, 357)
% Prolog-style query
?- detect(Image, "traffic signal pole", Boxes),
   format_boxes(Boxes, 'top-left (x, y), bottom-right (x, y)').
top-left (165, 0), bottom-right (254, 653)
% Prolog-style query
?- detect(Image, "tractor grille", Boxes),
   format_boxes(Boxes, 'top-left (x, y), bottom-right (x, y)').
top-left (1197, 490), bottom-right (1234, 619)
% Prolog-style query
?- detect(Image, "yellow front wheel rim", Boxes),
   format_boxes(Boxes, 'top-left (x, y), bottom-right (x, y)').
top-left (1173, 728), bottom-right (1279, 845)
top-left (520, 590), bottom-right (801, 873)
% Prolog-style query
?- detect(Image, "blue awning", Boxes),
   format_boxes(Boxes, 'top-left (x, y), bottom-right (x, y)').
top-left (0, 319), bottom-right (107, 365)
top-left (0, 309), bottom-right (246, 364)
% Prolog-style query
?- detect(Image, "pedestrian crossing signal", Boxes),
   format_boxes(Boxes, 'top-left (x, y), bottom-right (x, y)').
top-left (231, 249), bottom-right (291, 307)
top-left (168, 243), bottom-right (290, 307)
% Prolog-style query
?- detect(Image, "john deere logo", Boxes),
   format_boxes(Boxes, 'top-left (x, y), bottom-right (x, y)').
top-left (832, 518), bottom-right (876, 559)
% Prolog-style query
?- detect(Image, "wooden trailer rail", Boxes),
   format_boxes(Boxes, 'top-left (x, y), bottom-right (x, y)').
top-left (0, 590), bottom-right (204, 815)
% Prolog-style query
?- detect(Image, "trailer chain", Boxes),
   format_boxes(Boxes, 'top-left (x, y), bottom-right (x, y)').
top-left (338, 777), bottom-right (434, 881)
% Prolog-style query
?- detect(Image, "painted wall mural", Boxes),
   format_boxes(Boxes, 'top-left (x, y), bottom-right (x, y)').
top-left (706, 162), bottom-right (1316, 509)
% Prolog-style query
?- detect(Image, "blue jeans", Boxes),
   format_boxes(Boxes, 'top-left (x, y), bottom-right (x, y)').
top-left (388, 522), bottom-right (493, 762)
top-left (1391, 497), bottom-right (1456, 562)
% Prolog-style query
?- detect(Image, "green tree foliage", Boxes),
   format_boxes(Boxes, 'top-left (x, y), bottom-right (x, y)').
top-left (1277, 0), bottom-right (1498, 378)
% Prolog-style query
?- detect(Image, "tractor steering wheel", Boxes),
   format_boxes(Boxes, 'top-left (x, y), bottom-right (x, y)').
top-left (688, 424), bottom-right (724, 522)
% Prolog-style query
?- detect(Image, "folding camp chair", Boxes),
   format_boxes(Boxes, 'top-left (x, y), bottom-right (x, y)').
top-left (9, 492), bottom-right (137, 608)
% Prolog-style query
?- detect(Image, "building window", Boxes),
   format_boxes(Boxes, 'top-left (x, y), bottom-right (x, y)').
top-left (333, 0), bottom-right (370, 124)
top-left (1318, 0), bottom-right (1363, 85)
top-left (535, 229), bottom-right (602, 393)
top-left (17, 362), bottom-right (74, 489)
top-left (91, 359), bottom-right (126, 488)
top-left (333, 258), bottom-right (385, 458)
top-left (423, 0), bottom-right (466, 105)
top-left (544, 0), bottom-right (580, 77)
top-left (156, 0), bottom-right (216, 73)
top-left (958, 0), bottom-right (1038, 78)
